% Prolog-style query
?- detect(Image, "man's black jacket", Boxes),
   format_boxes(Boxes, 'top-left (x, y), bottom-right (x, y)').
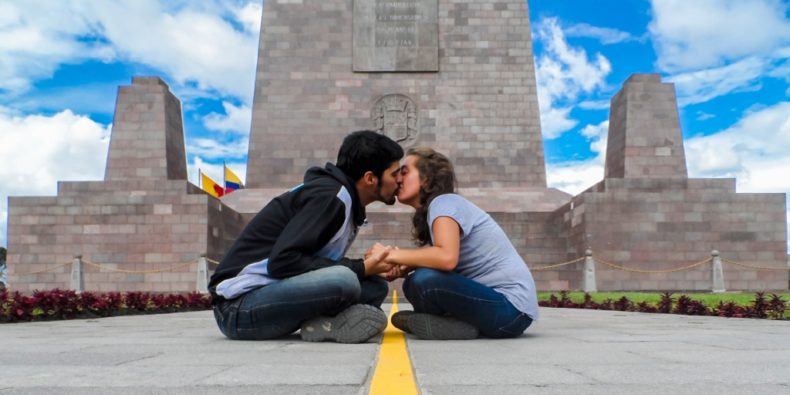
top-left (208, 163), bottom-right (367, 298)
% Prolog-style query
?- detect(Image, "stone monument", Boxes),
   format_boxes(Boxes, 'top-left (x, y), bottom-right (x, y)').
top-left (242, 0), bottom-right (550, 190)
top-left (224, 1), bottom-right (786, 291)
top-left (224, 0), bottom-right (572, 266)
top-left (550, 74), bottom-right (788, 290)
top-left (6, 1), bottom-right (787, 292)
top-left (6, 78), bottom-right (244, 293)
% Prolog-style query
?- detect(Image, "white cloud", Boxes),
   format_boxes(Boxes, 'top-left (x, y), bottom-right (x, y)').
top-left (580, 120), bottom-right (609, 156)
top-left (547, 161), bottom-right (605, 196)
top-left (233, 1), bottom-right (263, 35)
top-left (578, 100), bottom-right (610, 110)
top-left (0, 108), bottom-right (110, 246)
top-left (536, 100), bottom-right (577, 138)
top-left (547, 120), bottom-right (609, 196)
top-left (0, 0), bottom-right (261, 102)
top-left (0, 1), bottom-right (115, 95)
top-left (89, 0), bottom-right (260, 102)
top-left (667, 57), bottom-right (770, 106)
top-left (649, 0), bottom-right (790, 72)
top-left (564, 23), bottom-right (640, 45)
top-left (534, 18), bottom-right (612, 139)
top-left (696, 111), bottom-right (715, 121)
top-left (685, 102), bottom-right (790, 193)
top-left (187, 137), bottom-right (248, 161)
top-left (203, 102), bottom-right (252, 134)
top-left (649, 0), bottom-right (790, 106)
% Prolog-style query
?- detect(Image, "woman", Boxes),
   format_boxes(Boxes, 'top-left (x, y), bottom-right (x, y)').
top-left (374, 147), bottom-right (539, 340)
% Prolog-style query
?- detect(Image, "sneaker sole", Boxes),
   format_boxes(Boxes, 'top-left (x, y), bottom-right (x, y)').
top-left (300, 304), bottom-right (387, 343)
top-left (408, 313), bottom-right (478, 340)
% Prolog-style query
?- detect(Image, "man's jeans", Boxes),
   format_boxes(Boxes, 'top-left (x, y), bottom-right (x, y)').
top-left (402, 268), bottom-right (532, 338)
top-left (213, 266), bottom-right (388, 340)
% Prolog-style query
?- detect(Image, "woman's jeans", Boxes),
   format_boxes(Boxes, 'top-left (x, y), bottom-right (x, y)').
top-left (403, 268), bottom-right (532, 338)
top-left (213, 266), bottom-right (388, 340)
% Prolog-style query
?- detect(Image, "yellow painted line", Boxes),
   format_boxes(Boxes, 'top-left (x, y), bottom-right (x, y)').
top-left (369, 291), bottom-right (418, 395)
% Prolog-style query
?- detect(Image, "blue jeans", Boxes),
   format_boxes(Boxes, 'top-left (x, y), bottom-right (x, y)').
top-left (402, 268), bottom-right (532, 338)
top-left (213, 266), bottom-right (388, 340)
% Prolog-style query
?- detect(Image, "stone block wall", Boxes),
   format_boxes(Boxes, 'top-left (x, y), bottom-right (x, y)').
top-left (7, 181), bottom-right (243, 293)
top-left (560, 178), bottom-right (788, 291)
top-left (496, 211), bottom-right (579, 290)
top-left (247, 0), bottom-right (546, 189)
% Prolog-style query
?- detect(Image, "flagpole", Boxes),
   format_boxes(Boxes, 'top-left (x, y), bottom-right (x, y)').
top-left (223, 160), bottom-right (227, 195)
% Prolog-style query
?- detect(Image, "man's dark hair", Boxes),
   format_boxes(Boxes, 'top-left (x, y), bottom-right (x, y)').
top-left (0, 247), bottom-right (6, 261)
top-left (336, 130), bottom-right (404, 182)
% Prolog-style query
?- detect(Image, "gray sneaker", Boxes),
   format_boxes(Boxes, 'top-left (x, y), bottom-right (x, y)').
top-left (391, 310), bottom-right (415, 333)
top-left (408, 313), bottom-right (478, 340)
top-left (300, 304), bottom-right (387, 343)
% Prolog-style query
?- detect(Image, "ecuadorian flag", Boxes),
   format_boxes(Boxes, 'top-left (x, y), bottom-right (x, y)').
top-left (224, 165), bottom-right (244, 193)
top-left (201, 172), bottom-right (225, 198)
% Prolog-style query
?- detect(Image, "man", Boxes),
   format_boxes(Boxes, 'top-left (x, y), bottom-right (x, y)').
top-left (209, 130), bottom-right (403, 343)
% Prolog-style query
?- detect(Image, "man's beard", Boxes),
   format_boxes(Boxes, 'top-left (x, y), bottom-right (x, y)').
top-left (376, 185), bottom-right (397, 205)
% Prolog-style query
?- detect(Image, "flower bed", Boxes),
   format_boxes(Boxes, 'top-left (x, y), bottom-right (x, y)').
top-left (0, 288), bottom-right (212, 323)
top-left (539, 291), bottom-right (788, 319)
top-left (4, 289), bottom-right (787, 323)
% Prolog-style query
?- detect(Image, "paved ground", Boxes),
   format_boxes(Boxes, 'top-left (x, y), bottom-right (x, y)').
top-left (2, 305), bottom-right (789, 394)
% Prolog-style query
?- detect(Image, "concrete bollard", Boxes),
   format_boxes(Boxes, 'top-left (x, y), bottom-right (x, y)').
top-left (196, 254), bottom-right (209, 293)
top-left (583, 248), bottom-right (597, 293)
top-left (70, 255), bottom-right (83, 293)
top-left (711, 250), bottom-right (726, 293)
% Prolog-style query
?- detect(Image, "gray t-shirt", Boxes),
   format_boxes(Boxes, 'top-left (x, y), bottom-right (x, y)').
top-left (429, 194), bottom-right (539, 320)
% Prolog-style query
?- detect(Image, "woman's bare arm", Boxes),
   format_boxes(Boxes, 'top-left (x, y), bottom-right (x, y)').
top-left (380, 216), bottom-right (461, 271)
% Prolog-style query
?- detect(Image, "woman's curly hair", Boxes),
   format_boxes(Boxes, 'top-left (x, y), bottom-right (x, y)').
top-left (407, 147), bottom-right (457, 246)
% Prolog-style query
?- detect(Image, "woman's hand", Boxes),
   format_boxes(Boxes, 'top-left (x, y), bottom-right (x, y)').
top-left (382, 264), bottom-right (414, 281)
top-left (377, 217), bottom-right (461, 272)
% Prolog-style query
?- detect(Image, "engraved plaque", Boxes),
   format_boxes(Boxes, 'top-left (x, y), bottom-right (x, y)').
top-left (353, 0), bottom-right (438, 72)
top-left (372, 94), bottom-right (419, 146)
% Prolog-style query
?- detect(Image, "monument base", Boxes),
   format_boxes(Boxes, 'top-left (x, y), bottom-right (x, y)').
top-left (552, 177), bottom-right (789, 291)
top-left (222, 181), bottom-right (788, 292)
top-left (8, 180), bottom-right (244, 293)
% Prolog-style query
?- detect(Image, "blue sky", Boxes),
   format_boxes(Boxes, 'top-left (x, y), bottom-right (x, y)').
top-left (1, 0), bottom-right (789, 251)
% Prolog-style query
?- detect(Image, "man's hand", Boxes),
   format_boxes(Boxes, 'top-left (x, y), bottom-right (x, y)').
top-left (364, 243), bottom-right (383, 260)
top-left (364, 243), bottom-right (394, 276)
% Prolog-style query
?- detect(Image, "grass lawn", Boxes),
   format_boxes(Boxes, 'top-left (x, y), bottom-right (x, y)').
top-left (538, 291), bottom-right (790, 318)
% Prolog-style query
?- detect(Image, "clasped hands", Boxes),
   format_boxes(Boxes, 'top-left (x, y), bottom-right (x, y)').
top-left (363, 242), bottom-right (412, 281)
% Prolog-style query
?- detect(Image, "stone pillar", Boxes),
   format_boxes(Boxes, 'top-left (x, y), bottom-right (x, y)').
top-left (605, 74), bottom-right (688, 179)
top-left (105, 76), bottom-right (187, 181)
top-left (583, 249), bottom-right (597, 293)
top-left (70, 255), bottom-right (83, 293)
top-left (711, 250), bottom-right (726, 293)
top-left (196, 254), bottom-right (209, 294)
